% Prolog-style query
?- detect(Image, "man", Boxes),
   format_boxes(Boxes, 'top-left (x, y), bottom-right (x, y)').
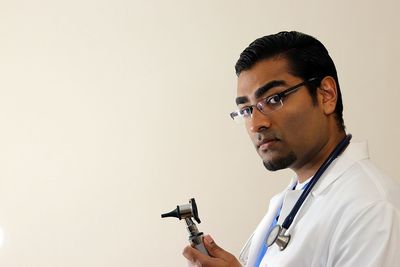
top-left (183, 31), bottom-right (400, 266)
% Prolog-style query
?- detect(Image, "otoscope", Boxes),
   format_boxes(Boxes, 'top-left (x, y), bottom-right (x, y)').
top-left (161, 198), bottom-right (209, 255)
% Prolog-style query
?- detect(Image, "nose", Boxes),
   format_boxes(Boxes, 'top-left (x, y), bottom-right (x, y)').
top-left (247, 108), bottom-right (271, 133)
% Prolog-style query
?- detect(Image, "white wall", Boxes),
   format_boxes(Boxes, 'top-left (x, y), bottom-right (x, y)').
top-left (0, 0), bottom-right (399, 266)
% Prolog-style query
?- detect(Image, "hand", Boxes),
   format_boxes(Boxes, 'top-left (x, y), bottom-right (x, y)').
top-left (182, 235), bottom-right (242, 267)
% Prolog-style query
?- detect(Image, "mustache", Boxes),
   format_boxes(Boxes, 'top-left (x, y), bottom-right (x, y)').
top-left (255, 132), bottom-right (281, 148)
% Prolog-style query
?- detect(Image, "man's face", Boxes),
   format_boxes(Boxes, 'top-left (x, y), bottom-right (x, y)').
top-left (236, 58), bottom-right (328, 172)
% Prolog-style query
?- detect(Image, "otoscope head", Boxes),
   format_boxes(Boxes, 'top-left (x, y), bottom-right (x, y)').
top-left (190, 198), bottom-right (201, 224)
top-left (161, 198), bottom-right (201, 224)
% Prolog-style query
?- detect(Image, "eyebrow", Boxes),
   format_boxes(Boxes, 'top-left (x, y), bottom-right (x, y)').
top-left (235, 80), bottom-right (288, 105)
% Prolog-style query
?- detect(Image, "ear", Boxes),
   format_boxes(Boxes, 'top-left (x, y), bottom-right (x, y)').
top-left (318, 76), bottom-right (338, 115)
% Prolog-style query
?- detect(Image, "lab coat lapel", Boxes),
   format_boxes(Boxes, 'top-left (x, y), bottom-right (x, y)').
top-left (277, 189), bottom-right (303, 225)
top-left (246, 178), bottom-right (297, 267)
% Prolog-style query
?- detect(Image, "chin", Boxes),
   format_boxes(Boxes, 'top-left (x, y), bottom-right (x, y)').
top-left (262, 152), bottom-right (297, 171)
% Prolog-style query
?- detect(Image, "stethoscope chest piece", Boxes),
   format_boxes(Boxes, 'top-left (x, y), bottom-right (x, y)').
top-left (266, 225), bottom-right (291, 251)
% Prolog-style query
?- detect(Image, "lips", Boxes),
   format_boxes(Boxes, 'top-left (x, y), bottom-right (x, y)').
top-left (257, 137), bottom-right (279, 151)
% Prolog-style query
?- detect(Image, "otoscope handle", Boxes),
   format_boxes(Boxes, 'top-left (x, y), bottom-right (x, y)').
top-left (189, 232), bottom-right (210, 256)
top-left (195, 242), bottom-right (209, 256)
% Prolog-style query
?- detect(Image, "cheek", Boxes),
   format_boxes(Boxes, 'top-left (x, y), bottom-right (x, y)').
top-left (278, 107), bottom-right (320, 146)
top-left (281, 112), bottom-right (308, 134)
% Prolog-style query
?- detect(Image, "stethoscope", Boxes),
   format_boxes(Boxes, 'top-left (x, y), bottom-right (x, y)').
top-left (265, 134), bottom-right (352, 251)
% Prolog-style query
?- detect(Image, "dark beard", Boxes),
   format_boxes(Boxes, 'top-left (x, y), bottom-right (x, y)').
top-left (263, 151), bottom-right (297, 171)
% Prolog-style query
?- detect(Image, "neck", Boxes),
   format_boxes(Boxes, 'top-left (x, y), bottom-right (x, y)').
top-left (295, 132), bottom-right (347, 183)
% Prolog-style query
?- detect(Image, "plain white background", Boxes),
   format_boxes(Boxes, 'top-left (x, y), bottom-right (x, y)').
top-left (0, 0), bottom-right (399, 266)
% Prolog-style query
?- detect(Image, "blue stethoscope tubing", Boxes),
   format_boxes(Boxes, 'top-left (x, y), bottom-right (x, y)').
top-left (266, 134), bottom-right (352, 250)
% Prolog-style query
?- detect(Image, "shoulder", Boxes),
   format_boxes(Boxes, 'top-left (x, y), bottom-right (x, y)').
top-left (337, 158), bottom-right (400, 209)
top-left (311, 156), bottom-right (400, 234)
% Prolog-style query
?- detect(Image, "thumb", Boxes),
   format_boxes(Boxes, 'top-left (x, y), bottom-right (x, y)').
top-left (203, 235), bottom-right (230, 258)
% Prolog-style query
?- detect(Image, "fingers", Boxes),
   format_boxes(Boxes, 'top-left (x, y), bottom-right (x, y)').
top-left (182, 235), bottom-right (221, 261)
top-left (182, 244), bottom-right (208, 263)
top-left (203, 235), bottom-right (229, 259)
top-left (203, 235), bottom-right (241, 266)
top-left (182, 235), bottom-right (241, 267)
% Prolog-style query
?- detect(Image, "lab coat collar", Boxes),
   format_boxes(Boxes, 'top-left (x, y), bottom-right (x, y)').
top-left (311, 141), bottom-right (369, 196)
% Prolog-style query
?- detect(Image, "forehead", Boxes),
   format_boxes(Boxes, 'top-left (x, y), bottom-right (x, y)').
top-left (237, 58), bottom-right (294, 99)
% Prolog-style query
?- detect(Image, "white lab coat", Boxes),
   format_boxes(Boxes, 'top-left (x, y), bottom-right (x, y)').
top-left (243, 141), bottom-right (400, 267)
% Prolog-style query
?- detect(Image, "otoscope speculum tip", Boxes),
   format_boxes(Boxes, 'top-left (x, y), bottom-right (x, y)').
top-left (161, 206), bottom-right (181, 219)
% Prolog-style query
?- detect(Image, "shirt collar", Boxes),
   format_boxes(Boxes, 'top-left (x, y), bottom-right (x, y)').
top-left (310, 141), bottom-right (370, 196)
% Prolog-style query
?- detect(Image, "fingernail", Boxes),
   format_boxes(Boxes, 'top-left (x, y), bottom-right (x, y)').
top-left (204, 235), bottom-right (214, 244)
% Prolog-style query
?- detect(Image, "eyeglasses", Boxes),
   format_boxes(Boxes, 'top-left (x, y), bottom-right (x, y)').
top-left (230, 78), bottom-right (318, 123)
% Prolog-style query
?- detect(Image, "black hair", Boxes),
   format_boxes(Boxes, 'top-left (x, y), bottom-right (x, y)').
top-left (235, 31), bottom-right (345, 131)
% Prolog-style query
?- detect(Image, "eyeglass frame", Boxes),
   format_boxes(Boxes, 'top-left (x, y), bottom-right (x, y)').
top-left (229, 77), bottom-right (319, 121)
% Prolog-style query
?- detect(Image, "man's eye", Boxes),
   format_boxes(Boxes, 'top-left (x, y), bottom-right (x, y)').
top-left (266, 95), bottom-right (282, 105)
top-left (239, 107), bottom-right (252, 117)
